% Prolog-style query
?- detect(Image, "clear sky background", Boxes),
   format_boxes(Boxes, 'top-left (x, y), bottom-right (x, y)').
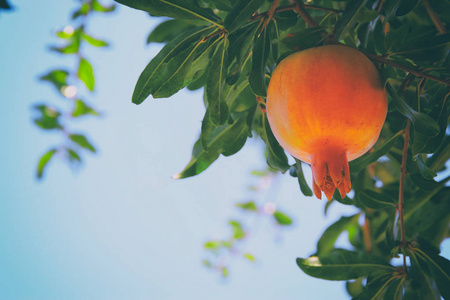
top-left (1, 1), bottom-right (449, 300)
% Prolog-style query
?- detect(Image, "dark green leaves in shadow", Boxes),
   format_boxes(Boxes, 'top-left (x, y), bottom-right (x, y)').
top-left (173, 113), bottom-right (249, 179)
top-left (316, 215), bottom-right (359, 257)
top-left (249, 24), bottom-right (271, 97)
top-left (114, 0), bottom-right (221, 27)
top-left (357, 190), bottom-right (397, 210)
top-left (349, 130), bottom-right (403, 174)
top-left (334, 0), bottom-right (368, 40)
top-left (206, 38), bottom-right (229, 126)
top-left (132, 26), bottom-right (214, 104)
top-left (386, 83), bottom-right (440, 137)
top-left (290, 159), bottom-right (313, 197)
top-left (297, 249), bottom-right (395, 281)
top-left (261, 114), bottom-right (289, 173)
top-left (224, 0), bottom-right (264, 34)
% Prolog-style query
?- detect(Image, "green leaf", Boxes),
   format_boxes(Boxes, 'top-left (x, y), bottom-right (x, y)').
top-left (132, 26), bottom-right (213, 104)
top-left (249, 25), bottom-right (270, 97)
top-left (386, 83), bottom-right (440, 137)
top-left (151, 41), bottom-right (202, 98)
top-left (273, 211), bottom-right (292, 226)
top-left (39, 69), bottom-right (69, 92)
top-left (415, 248), bottom-right (450, 299)
top-left (72, 99), bottom-right (99, 118)
top-left (279, 27), bottom-right (327, 51)
top-left (228, 22), bottom-right (260, 66)
top-left (66, 148), bottom-right (82, 163)
top-left (114, 0), bottom-right (222, 27)
top-left (236, 201), bottom-right (258, 211)
top-left (33, 105), bottom-right (62, 130)
top-left (72, 3), bottom-right (91, 19)
top-left (261, 114), bottom-right (289, 173)
top-left (0, 0), bottom-right (12, 10)
top-left (317, 215), bottom-right (358, 256)
top-left (294, 159), bottom-right (313, 197)
top-left (146, 19), bottom-right (198, 44)
top-left (82, 32), bottom-right (109, 47)
top-left (78, 58), bottom-right (95, 91)
top-left (92, 0), bottom-right (115, 12)
top-left (357, 190), bottom-right (397, 210)
top-left (229, 220), bottom-right (245, 239)
top-left (204, 240), bottom-right (221, 250)
top-left (37, 149), bottom-right (57, 179)
top-left (333, 0), bottom-right (368, 40)
top-left (69, 134), bottom-right (96, 153)
top-left (296, 249), bottom-right (395, 281)
top-left (349, 130), bottom-right (403, 174)
top-left (224, 0), bottom-right (264, 33)
top-left (243, 253), bottom-right (256, 262)
top-left (174, 116), bottom-right (248, 179)
top-left (206, 38), bottom-right (229, 126)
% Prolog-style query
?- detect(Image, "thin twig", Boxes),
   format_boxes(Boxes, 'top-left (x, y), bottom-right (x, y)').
top-left (363, 52), bottom-right (450, 86)
top-left (422, 0), bottom-right (447, 34)
top-left (262, 0), bottom-right (280, 30)
top-left (290, 0), bottom-right (319, 28)
top-left (398, 119), bottom-right (410, 272)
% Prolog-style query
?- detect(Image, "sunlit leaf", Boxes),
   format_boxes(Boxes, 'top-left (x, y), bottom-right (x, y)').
top-left (39, 69), bottom-right (69, 92)
top-left (69, 134), bottom-right (96, 153)
top-left (37, 149), bottom-right (57, 179)
top-left (92, 0), bottom-right (115, 12)
top-left (82, 32), bottom-right (109, 47)
top-left (273, 211), bottom-right (292, 226)
top-left (236, 201), bottom-right (258, 212)
top-left (78, 57), bottom-right (95, 91)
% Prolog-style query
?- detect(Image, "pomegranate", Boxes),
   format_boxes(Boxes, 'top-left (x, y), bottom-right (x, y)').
top-left (266, 45), bottom-right (387, 200)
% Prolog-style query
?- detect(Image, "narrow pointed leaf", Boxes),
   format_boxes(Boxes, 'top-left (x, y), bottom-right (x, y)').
top-left (78, 58), bottom-right (95, 91)
top-left (114, 0), bottom-right (221, 27)
top-left (297, 249), bottom-right (395, 281)
top-left (206, 38), bottom-right (229, 126)
top-left (39, 69), bottom-right (69, 92)
top-left (262, 114), bottom-right (289, 172)
top-left (317, 215), bottom-right (358, 256)
top-left (350, 130), bottom-right (403, 173)
top-left (415, 249), bottom-right (450, 299)
top-left (294, 158), bottom-right (313, 197)
top-left (132, 26), bottom-right (213, 104)
top-left (357, 190), bottom-right (397, 210)
top-left (273, 211), bottom-right (292, 226)
top-left (174, 116), bottom-right (248, 179)
top-left (386, 83), bottom-right (440, 137)
top-left (82, 32), bottom-right (109, 47)
top-left (37, 149), bottom-right (57, 179)
top-left (224, 0), bottom-right (264, 33)
top-left (249, 26), bottom-right (270, 97)
top-left (69, 134), bottom-right (96, 153)
top-left (334, 0), bottom-right (368, 40)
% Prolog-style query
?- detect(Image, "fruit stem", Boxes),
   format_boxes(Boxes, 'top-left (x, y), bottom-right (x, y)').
top-left (398, 119), bottom-right (410, 272)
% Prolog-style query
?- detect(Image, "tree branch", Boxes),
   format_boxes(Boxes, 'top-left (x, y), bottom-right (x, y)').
top-left (398, 119), bottom-right (410, 272)
top-left (289, 0), bottom-right (319, 28)
top-left (363, 52), bottom-right (450, 86)
top-left (422, 0), bottom-right (447, 34)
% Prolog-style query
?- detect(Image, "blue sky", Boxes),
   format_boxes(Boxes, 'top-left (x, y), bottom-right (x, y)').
top-left (0, 1), bottom-right (449, 300)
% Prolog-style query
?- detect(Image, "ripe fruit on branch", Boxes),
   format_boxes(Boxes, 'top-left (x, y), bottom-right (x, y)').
top-left (266, 45), bottom-right (388, 200)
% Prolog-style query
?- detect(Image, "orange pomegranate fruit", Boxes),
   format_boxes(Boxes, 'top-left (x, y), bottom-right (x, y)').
top-left (266, 45), bottom-right (387, 200)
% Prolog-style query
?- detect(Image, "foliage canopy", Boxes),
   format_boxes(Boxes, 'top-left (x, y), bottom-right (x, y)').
top-left (33, 0), bottom-right (449, 298)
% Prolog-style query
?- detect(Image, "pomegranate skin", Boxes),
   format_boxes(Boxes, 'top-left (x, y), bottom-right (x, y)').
top-left (266, 45), bottom-right (387, 200)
